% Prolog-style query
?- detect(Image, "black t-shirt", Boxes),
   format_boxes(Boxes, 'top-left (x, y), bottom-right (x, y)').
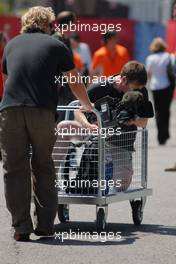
top-left (0, 32), bottom-right (75, 115)
top-left (87, 81), bottom-right (149, 150)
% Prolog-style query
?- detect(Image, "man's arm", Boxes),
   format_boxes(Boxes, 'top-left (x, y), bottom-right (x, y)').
top-left (63, 68), bottom-right (93, 112)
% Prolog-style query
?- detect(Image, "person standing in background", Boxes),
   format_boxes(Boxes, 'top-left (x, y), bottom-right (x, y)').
top-left (146, 38), bottom-right (174, 145)
top-left (70, 32), bottom-right (92, 72)
top-left (70, 32), bottom-right (92, 86)
top-left (53, 11), bottom-right (76, 53)
top-left (91, 31), bottom-right (129, 78)
top-left (52, 11), bottom-right (79, 121)
top-left (52, 12), bottom-right (84, 73)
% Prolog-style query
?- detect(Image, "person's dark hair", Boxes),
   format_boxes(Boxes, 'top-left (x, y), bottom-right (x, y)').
top-left (57, 11), bottom-right (76, 26)
top-left (102, 31), bottom-right (116, 44)
top-left (70, 32), bottom-right (80, 42)
top-left (121, 61), bottom-right (147, 85)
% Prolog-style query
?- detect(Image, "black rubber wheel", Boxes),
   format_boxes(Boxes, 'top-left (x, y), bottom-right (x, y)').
top-left (131, 200), bottom-right (143, 226)
top-left (96, 208), bottom-right (106, 233)
top-left (58, 204), bottom-right (69, 223)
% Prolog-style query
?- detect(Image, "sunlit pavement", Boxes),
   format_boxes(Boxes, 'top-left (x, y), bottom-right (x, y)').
top-left (0, 98), bottom-right (176, 264)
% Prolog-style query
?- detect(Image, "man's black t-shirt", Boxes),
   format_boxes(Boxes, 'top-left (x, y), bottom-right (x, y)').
top-left (87, 81), bottom-right (149, 150)
top-left (0, 32), bottom-right (75, 114)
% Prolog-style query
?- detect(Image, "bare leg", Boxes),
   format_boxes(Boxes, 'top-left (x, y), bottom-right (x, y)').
top-left (53, 120), bottom-right (83, 166)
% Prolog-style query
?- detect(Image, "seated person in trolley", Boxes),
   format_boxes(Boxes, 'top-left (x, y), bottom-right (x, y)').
top-left (56, 61), bottom-right (149, 191)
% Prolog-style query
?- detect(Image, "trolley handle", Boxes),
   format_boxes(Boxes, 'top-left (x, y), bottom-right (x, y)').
top-left (57, 100), bottom-right (103, 128)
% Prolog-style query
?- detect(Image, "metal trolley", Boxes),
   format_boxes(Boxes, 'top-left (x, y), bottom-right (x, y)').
top-left (53, 101), bottom-right (152, 232)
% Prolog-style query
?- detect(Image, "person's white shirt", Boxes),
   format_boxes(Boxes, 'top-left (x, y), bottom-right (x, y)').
top-left (74, 42), bottom-right (92, 70)
top-left (146, 51), bottom-right (171, 91)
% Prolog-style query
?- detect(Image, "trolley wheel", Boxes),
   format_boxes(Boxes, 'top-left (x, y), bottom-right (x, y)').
top-left (96, 208), bottom-right (106, 232)
top-left (131, 200), bottom-right (143, 226)
top-left (58, 204), bottom-right (69, 223)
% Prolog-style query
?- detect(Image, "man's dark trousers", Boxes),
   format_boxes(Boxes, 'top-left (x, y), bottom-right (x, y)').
top-left (0, 107), bottom-right (57, 234)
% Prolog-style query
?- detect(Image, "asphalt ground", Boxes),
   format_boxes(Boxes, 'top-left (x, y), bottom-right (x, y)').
top-left (0, 98), bottom-right (176, 264)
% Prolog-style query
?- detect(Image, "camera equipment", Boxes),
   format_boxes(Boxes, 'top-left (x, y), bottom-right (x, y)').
top-left (87, 91), bottom-right (154, 128)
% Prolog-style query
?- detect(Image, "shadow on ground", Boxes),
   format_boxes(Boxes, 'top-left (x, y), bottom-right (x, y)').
top-left (31, 221), bottom-right (176, 246)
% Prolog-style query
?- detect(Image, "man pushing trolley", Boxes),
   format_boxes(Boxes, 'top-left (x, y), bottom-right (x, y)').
top-left (0, 6), bottom-right (93, 242)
